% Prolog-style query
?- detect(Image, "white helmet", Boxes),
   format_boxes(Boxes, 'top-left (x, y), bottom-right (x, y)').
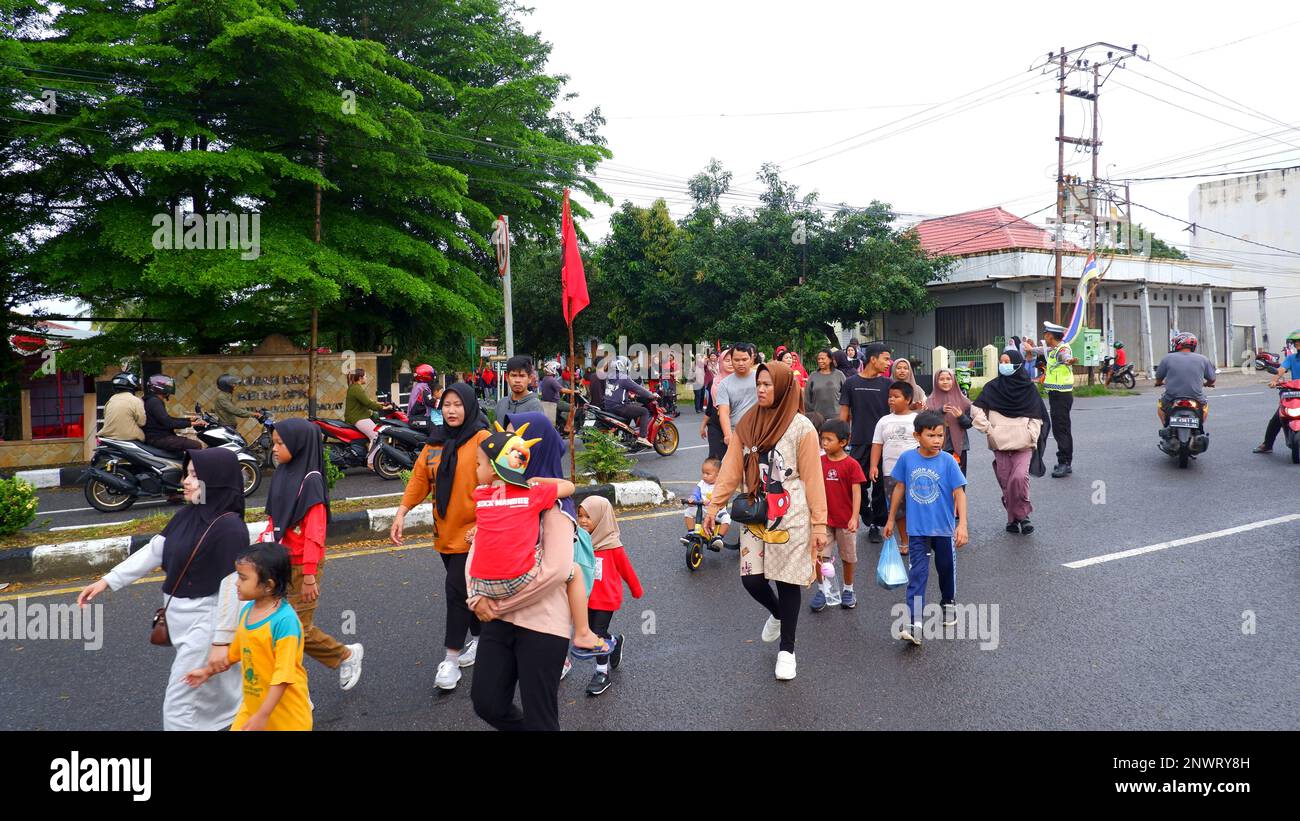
top-left (543, 360), bottom-right (561, 377)
top-left (613, 356), bottom-right (632, 379)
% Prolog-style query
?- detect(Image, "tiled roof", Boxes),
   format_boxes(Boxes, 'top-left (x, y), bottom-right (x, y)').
top-left (914, 206), bottom-right (1078, 256)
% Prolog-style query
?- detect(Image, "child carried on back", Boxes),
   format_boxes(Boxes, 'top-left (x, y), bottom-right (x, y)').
top-left (468, 422), bottom-right (611, 655)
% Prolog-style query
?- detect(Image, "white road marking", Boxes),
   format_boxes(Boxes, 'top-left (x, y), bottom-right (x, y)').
top-left (36, 500), bottom-right (167, 517)
top-left (341, 492), bottom-right (404, 501)
top-left (49, 521), bottom-right (132, 531)
top-left (636, 444), bottom-right (707, 455)
top-left (1063, 514), bottom-right (1300, 569)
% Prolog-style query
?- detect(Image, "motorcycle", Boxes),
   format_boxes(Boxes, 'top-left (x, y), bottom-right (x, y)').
top-left (1158, 397), bottom-right (1210, 468)
top-left (1100, 355), bottom-right (1136, 389)
top-left (655, 380), bottom-right (680, 418)
top-left (83, 408), bottom-right (262, 513)
top-left (245, 409), bottom-right (278, 469)
top-left (371, 413), bottom-right (433, 480)
top-left (570, 393), bottom-right (679, 456)
top-left (309, 401), bottom-right (406, 477)
top-left (1274, 378), bottom-right (1300, 463)
top-left (955, 367), bottom-right (973, 397)
top-left (1255, 350), bottom-right (1281, 374)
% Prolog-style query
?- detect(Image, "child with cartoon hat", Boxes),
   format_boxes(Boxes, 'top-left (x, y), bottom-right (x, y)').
top-left (467, 423), bottom-right (615, 658)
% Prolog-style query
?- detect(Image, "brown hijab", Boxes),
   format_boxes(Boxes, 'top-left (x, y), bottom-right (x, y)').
top-left (735, 361), bottom-right (804, 493)
top-left (578, 496), bottom-right (621, 552)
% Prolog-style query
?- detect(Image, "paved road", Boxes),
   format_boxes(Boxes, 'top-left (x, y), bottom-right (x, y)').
top-left (4, 382), bottom-right (1297, 730)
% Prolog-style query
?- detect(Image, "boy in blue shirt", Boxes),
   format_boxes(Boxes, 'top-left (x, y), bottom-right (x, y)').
top-left (884, 410), bottom-right (969, 646)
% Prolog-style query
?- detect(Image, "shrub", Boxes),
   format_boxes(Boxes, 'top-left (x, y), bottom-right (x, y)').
top-left (0, 477), bottom-right (39, 536)
top-left (324, 457), bottom-right (344, 491)
top-left (575, 430), bottom-right (635, 483)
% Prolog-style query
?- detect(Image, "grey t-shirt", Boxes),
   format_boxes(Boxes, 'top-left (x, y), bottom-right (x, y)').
top-left (495, 392), bottom-right (544, 421)
top-left (1156, 351), bottom-right (1216, 402)
top-left (715, 372), bottom-right (758, 426)
top-left (804, 369), bottom-right (845, 421)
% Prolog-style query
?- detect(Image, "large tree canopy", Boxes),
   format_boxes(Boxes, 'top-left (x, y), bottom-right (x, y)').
top-left (3, 0), bottom-right (608, 374)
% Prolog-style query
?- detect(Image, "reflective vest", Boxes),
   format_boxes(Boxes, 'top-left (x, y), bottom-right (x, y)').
top-left (1045, 346), bottom-right (1074, 392)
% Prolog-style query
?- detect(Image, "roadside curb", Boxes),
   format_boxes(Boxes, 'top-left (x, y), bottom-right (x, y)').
top-left (3, 467), bottom-right (86, 489)
top-left (1, 477), bottom-right (670, 584)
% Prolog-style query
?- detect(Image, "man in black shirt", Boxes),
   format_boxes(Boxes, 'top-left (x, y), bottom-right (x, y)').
top-left (142, 374), bottom-right (205, 452)
top-left (838, 342), bottom-right (893, 543)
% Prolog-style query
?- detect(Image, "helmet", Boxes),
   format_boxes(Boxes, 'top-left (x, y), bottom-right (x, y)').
top-left (1287, 329), bottom-right (1300, 344)
top-left (216, 374), bottom-right (240, 393)
top-left (413, 364), bottom-right (436, 383)
top-left (1114, 342), bottom-right (1124, 350)
top-left (147, 374), bottom-right (176, 396)
top-left (612, 356), bottom-right (634, 379)
top-left (110, 372), bottom-right (141, 393)
top-left (543, 360), bottom-right (561, 377)
top-left (1171, 332), bottom-right (1198, 353)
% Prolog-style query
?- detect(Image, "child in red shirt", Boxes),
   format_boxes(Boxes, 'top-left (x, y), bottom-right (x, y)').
top-left (469, 425), bottom-right (611, 656)
top-left (815, 419), bottom-right (866, 612)
top-left (576, 496), bottom-right (642, 696)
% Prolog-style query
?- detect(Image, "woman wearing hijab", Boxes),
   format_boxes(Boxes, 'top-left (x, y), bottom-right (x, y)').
top-left (391, 382), bottom-right (490, 692)
top-left (704, 361), bottom-right (828, 681)
top-left (835, 347), bottom-right (857, 379)
top-left (925, 368), bottom-right (974, 475)
top-left (466, 413), bottom-right (579, 729)
top-left (891, 357), bottom-right (927, 410)
top-left (78, 448), bottom-right (248, 729)
top-left (971, 350), bottom-right (1051, 535)
top-left (258, 417), bottom-right (363, 690)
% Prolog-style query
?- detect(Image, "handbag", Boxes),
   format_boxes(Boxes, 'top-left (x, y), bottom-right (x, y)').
top-left (1029, 446), bottom-right (1046, 478)
top-left (150, 512), bottom-right (236, 647)
top-left (728, 447), bottom-right (771, 524)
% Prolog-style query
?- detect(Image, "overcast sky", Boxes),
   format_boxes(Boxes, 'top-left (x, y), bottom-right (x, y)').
top-left (527, 0), bottom-right (1300, 272)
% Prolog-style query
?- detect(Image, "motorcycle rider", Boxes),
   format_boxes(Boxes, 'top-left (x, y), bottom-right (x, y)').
top-left (143, 374), bottom-right (206, 452)
top-left (1102, 341), bottom-right (1127, 384)
top-left (98, 372), bottom-right (146, 442)
top-left (1253, 329), bottom-right (1300, 455)
top-left (538, 359), bottom-right (573, 427)
top-left (603, 356), bottom-right (655, 449)
top-left (1155, 332), bottom-right (1216, 432)
top-left (213, 373), bottom-right (261, 430)
top-left (407, 364), bottom-right (438, 418)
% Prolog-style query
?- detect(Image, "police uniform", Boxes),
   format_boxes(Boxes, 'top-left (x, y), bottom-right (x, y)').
top-left (1042, 321), bottom-right (1074, 477)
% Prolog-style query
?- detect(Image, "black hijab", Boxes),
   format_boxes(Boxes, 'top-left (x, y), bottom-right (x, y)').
top-left (974, 350), bottom-right (1048, 421)
top-left (266, 417), bottom-right (331, 542)
top-left (159, 448), bottom-right (248, 598)
top-left (433, 382), bottom-right (487, 518)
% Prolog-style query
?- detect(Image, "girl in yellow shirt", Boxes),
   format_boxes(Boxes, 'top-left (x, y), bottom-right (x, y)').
top-left (187, 543), bottom-right (312, 731)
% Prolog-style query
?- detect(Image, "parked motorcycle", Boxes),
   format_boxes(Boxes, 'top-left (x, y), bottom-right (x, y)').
top-left (245, 409), bottom-right (278, 469)
top-left (1158, 398), bottom-right (1210, 468)
top-left (372, 414), bottom-right (432, 479)
top-left (570, 393), bottom-right (679, 456)
top-left (1100, 355), bottom-right (1136, 389)
top-left (1255, 350), bottom-right (1281, 374)
top-left (83, 408), bottom-right (262, 512)
top-left (1274, 378), bottom-right (1300, 463)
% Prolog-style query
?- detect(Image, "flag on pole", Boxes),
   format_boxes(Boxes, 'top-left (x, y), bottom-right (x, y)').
top-left (1062, 253), bottom-right (1099, 344)
top-left (561, 189), bottom-right (589, 326)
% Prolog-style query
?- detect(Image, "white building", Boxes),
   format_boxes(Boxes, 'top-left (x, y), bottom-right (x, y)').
top-left (864, 207), bottom-right (1261, 375)
top-left (1189, 167), bottom-right (1300, 352)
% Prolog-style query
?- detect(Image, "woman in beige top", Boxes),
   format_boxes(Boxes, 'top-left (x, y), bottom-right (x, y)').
top-left (705, 361), bottom-right (827, 681)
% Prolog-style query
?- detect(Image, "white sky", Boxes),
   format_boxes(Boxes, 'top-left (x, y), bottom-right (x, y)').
top-left (528, 0), bottom-right (1300, 258)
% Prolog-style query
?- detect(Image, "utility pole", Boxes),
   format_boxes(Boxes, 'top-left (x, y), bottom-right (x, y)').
top-left (1055, 47), bottom-right (1066, 325)
top-left (309, 131), bottom-right (324, 418)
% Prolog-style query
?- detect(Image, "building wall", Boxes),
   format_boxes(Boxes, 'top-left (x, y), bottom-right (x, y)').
top-left (1189, 168), bottom-right (1300, 347)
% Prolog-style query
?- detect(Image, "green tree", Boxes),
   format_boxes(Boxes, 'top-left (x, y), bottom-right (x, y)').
top-left (596, 199), bottom-right (688, 344)
top-left (7, 0), bottom-right (607, 374)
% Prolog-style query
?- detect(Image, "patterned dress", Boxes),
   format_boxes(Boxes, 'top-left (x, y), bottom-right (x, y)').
top-left (736, 414), bottom-right (817, 587)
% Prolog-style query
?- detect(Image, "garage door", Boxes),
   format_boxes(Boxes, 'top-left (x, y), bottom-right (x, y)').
top-left (936, 303), bottom-right (1004, 351)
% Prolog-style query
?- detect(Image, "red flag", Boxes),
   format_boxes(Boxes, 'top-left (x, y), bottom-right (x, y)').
top-left (561, 189), bottom-right (589, 326)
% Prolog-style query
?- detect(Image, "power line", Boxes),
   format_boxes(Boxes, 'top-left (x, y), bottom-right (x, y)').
top-left (1110, 78), bottom-right (1300, 154)
top-left (927, 203), bottom-right (1057, 256)
top-left (1129, 198), bottom-right (1300, 258)
top-left (605, 101), bottom-right (938, 120)
top-left (1172, 20), bottom-right (1300, 59)
top-left (1117, 164), bottom-right (1300, 182)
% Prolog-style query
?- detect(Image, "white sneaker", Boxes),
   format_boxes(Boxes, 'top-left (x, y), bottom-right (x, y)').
top-left (761, 615), bottom-right (781, 643)
top-left (435, 659), bottom-right (462, 690)
top-left (339, 643), bottom-right (364, 691)
top-left (775, 650), bottom-right (797, 680)
top-left (458, 638), bottom-right (478, 668)
top-left (899, 623), bottom-right (922, 647)
top-left (560, 656), bottom-right (573, 680)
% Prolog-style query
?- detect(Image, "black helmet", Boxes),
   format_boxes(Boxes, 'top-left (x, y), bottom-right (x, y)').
top-left (217, 374), bottom-right (240, 393)
top-left (147, 374), bottom-right (176, 396)
top-left (110, 372), bottom-right (141, 393)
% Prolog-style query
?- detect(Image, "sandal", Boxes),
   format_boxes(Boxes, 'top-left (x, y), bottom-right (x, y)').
top-left (569, 635), bottom-right (617, 660)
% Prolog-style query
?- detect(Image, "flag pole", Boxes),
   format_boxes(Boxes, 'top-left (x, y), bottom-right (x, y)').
top-left (567, 322), bottom-right (577, 481)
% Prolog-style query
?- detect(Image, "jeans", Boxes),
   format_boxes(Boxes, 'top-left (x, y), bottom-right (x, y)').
top-left (905, 534), bottom-right (956, 625)
top-left (694, 387), bottom-right (705, 413)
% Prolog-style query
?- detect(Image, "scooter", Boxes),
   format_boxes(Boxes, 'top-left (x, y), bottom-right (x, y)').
top-left (570, 393), bottom-right (679, 456)
top-left (1255, 350), bottom-right (1281, 374)
top-left (245, 409), bottom-right (278, 469)
top-left (1158, 398), bottom-right (1210, 469)
top-left (1100, 356), bottom-right (1136, 389)
top-left (309, 401), bottom-right (405, 476)
top-left (82, 409), bottom-right (262, 513)
top-left (371, 413), bottom-right (432, 479)
top-left (1274, 378), bottom-right (1300, 463)
top-left (955, 367), bottom-right (973, 397)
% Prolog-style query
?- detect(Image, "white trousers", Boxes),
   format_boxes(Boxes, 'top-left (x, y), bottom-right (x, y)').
top-left (163, 593), bottom-right (242, 731)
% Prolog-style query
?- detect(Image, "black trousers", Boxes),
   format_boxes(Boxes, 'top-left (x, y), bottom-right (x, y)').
top-left (1048, 391), bottom-right (1074, 466)
top-left (609, 402), bottom-right (650, 438)
top-left (694, 387), bottom-right (705, 413)
top-left (146, 433), bottom-right (203, 452)
top-left (741, 575), bottom-right (801, 653)
top-left (1263, 409), bottom-right (1284, 448)
top-left (471, 620), bottom-right (569, 731)
top-left (851, 444), bottom-right (887, 527)
top-left (588, 608), bottom-right (615, 666)
top-left (706, 415), bottom-right (727, 461)
top-left (440, 552), bottom-right (481, 651)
